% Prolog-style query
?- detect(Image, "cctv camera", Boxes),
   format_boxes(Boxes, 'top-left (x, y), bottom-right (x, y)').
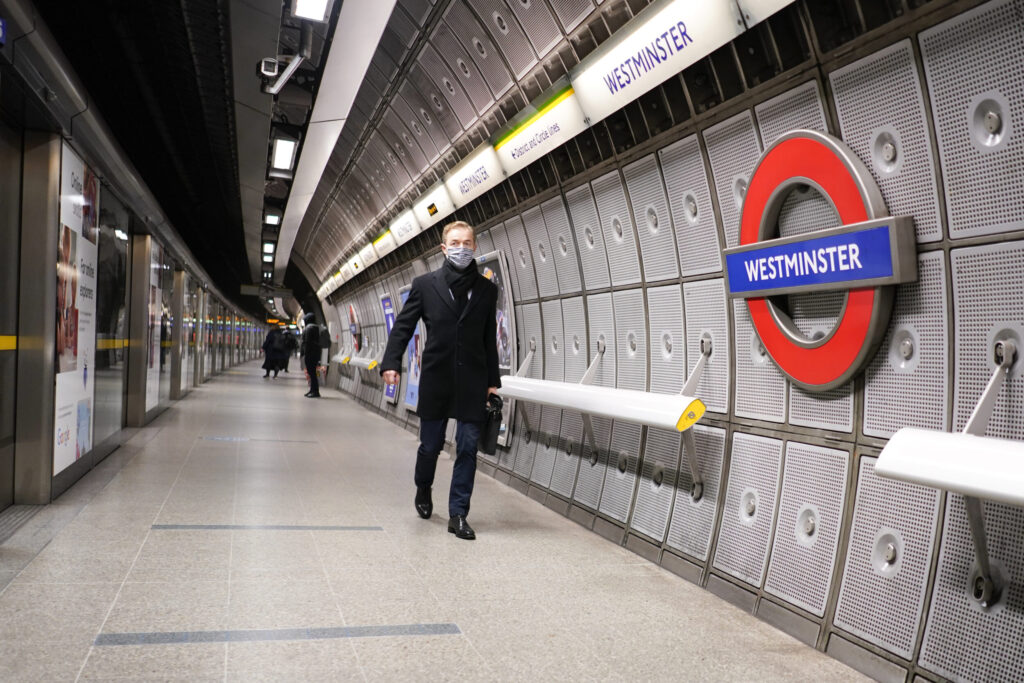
top-left (259, 58), bottom-right (279, 78)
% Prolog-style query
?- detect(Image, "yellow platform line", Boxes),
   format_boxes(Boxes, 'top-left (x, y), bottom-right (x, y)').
top-left (0, 335), bottom-right (16, 351)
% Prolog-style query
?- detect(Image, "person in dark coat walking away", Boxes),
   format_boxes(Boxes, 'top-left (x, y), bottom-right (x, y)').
top-left (380, 221), bottom-right (500, 540)
top-left (261, 328), bottom-right (288, 378)
top-left (282, 330), bottom-right (298, 372)
top-left (301, 313), bottom-right (322, 398)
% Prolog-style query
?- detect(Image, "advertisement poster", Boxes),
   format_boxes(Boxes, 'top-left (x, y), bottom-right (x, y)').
top-left (399, 287), bottom-right (423, 411)
top-left (380, 293), bottom-right (398, 404)
top-left (54, 142), bottom-right (99, 475)
top-left (478, 251), bottom-right (516, 446)
top-left (145, 243), bottom-right (163, 411)
top-left (348, 303), bottom-right (361, 352)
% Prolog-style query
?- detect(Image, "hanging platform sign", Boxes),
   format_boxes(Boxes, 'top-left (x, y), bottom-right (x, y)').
top-left (570, 0), bottom-right (744, 126)
top-left (443, 144), bottom-right (504, 208)
top-left (412, 182), bottom-right (455, 229)
top-left (725, 130), bottom-right (917, 392)
top-left (493, 82), bottom-right (588, 176)
top-left (389, 209), bottom-right (422, 246)
top-left (373, 229), bottom-right (398, 258)
top-left (358, 242), bottom-right (378, 268)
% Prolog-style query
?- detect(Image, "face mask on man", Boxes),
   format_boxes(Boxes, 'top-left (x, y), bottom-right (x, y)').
top-left (445, 245), bottom-right (475, 269)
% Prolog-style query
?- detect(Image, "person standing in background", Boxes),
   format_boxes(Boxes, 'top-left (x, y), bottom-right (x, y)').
top-left (301, 313), bottom-right (322, 398)
top-left (380, 221), bottom-right (500, 541)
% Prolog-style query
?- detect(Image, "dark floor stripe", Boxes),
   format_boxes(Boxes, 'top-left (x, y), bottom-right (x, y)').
top-left (152, 524), bottom-right (383, 531)
top-left (95, 623), bottom-right (461, 646)
top-left (200, 436), bottom-right (248, 442)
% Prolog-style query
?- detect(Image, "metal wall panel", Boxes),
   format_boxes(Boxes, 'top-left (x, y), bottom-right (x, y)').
top-left (919, 495), bottom-right (1024, 681)
top-left (702, 111), bottom-right (762, 249)
top-left (951, 241), bottom-right (1024, 439)
top-left (488, 223), bottom-right (521, 301)
top-left (830, 40), bottom-right (942, 243)
top-left (540, 196), bottom-right (583, 295)
top-left (417, 44), bottom-right (477, 129)
top-left (505, 215), bottom-right (538, 301)
top-left (630, 427), bottom-right (682, 542)
top-left (523, 205), bottom-right (560, 298)
top-left (561, 296), bottom-right (587, 383)
top-left (592, 171), bottom-right (642, 287)
top-left (713, 432), bottom-right (783, 586)
top-left (503, 0), bottom-right (562, 58)
top-left (754, 80), bottom-right (828, 145)
top-left (566, 183), bottom-right (611, 290)
top-left (476, 226), bottom-right (496, 254)
top-left (787, 295), bottom-right (854, 431)
top-left (392, 94), bottom-right (441, 163)
top-left (530, 407), bottom-right (562, 488)
top-left (399, 80), bottom-right (452, 158)
top-left (431, 21), bottom-right (495, 115)
top-left (659, 135), bottom-right (722, 276)
top-left (623, 154), bottom-right (679, 282)
top-left (550, 296), bottom-right (588, 498)
top-left (573, 293), bottom-right (615, 509)
top-left (646, 285), bottom-right (685, 395)
top-left (550, 410), bottom-right (582, 498)
top-left (834, 457), bottom-right (941, 660)
top-left (512, 302), bottom-right (543, 478)
top-left (408, 63), bottom-right (463, 142)
top-left (765, 442), bottom-right (849, 617)
top-left (599, 421), bottom-right (642, 523)
top-left (733, 299), bottom-right (786, 423)
top-left (541, 299), bottom-right (564, 381)
top-left (613, 289), bottom-right (647, 391)
top-left (584, 293), bottom-right (615, 388)
top-left (465, 0), bottom-right (538, 79)
top-left (919, 0), bottom-right (1024, 239)
top-left (683, 279), bottom-right (729, 414)
top-left (665, 424), bottom-right (726, 561)
top-left (864, 251), bottom-right (949, 438)
top-left (548, 0), bottom-right (593, 32)
top-left (442, 7), bottom-right (514, 99)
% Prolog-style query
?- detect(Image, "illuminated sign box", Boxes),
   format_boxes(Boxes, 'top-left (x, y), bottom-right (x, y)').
top-left (340, 263), bottom-right (354, 281)
top-left (724, 218), bottom-right (917, 298)
top-left (443, 144), bottom-right (504, 208)
top-left (347, 254), bottom-right (364, 276)
top-left (373, 230), bottom-right (398, 258)
top-left (358, 242), bottom-right (378, 267)
top-left (735, 0), bottom-right (797, 27)
top-left (494, 82), bottom-right (589, 176)
top-left (571, 0), bottom-right (744, 126)
top-left (389, 209), bottom-right (422, 246)
top-left (413, 183), bottom-right (454, 228)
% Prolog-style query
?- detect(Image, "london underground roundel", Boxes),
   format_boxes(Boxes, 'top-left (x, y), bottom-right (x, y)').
top-left (724, 130), bottom-right (918, 392)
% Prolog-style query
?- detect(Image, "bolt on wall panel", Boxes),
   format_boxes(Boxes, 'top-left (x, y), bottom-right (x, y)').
top-left (540, 196), bottom-right (583, 295)
top-left (659, 134), bottom-right (722, 277)
top-left (683, 278), bottom-right (729, 414)
top-left (702, 110), bottom-right (762, 249)
top-left (665, 424), bottom-right (726, 562)
top-left (488, 223), bottom-right (521, 303)
top-left (550, 410), bottom-right (583, 499)
top-left (646, 285), bottom-right (686, 395)
top-left (466, 0), bottom-right (538, 79)
top-left (523, 205), bottom-right (560, 298)
top-left (566, 183), bottom-right (611, 290)
top-left (630, 426), bottom-right (682, 543)
top-left (505, 215), bottom-right (538, 301)
top-left (613, 289), bottom-right (647, 391)
top-left (530, 406), bottom-right (563, 488)
top-left (599, 421), bottom-right (642, 523)
top-left (592, 171), bottom-right (642, 287)
top-left (623, 154), bottom-right (680, 282)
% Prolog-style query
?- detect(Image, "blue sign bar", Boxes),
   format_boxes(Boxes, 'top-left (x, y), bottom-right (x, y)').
top-left (726, 224), bottom-right (900, 297)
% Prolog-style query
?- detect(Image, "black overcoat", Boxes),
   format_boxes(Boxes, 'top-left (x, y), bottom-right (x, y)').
top-left (381, 267), bottom-right (501, 423)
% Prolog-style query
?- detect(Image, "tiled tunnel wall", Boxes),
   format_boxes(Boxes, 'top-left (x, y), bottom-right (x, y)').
top-left (324, 2), bottom-right (1024, 681)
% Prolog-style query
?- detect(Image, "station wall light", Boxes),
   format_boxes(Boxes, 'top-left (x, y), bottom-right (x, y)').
top-left (291, 0), bottom-right (334, 23)
top-left (263, 242), bottom-right (275, 254)
top-left (264, 211), bottom-right (281, 226)
top-left (271, 136), bottom-right (298, 171)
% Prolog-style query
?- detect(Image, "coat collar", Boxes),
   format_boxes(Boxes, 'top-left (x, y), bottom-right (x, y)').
top-left (430, 267), bottom-right (487, 320)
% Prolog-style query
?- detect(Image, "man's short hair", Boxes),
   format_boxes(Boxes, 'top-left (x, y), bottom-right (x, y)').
top-left (441, 220), bottom-right (475, 244)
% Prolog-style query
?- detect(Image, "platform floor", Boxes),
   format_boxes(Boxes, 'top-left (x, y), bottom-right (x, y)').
top-left (0, 362), bottom-right (866, 681)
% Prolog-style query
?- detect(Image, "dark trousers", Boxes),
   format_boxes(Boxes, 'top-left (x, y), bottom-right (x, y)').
top-left (416, 419), bottom-right (481, 517)
top-left (305, 356), bottom-right (319, 395)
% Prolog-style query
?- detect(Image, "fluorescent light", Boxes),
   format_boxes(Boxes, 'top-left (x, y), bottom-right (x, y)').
top-left (114, 229), bottom-right (128, 241)
top-left (264, 212), bottom-right (281, 226)
top-left (263, 255), bottom-right (273, 263)
top-left (263, 242), bottom-right (275, 254)
top-left (292, 0), bottom-right (331, 22)
top-left (271, 137), bottom-right (298, 170)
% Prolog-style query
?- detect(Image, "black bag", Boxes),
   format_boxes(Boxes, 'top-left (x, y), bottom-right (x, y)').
top-left (478, 393), bottom-right (503, 455)
top-left (318, 324), bottom-right (331, 349)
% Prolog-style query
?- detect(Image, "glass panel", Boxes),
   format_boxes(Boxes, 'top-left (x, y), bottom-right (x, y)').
top-left (158, 252), bottom-right (173, 406)
top-left (0, 118), bottom-right (22, 511)
top-left (93, 187), bottom-right (129, 446)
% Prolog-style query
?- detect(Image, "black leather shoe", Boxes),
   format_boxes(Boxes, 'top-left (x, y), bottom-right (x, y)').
top-left (414, 487), bottom-right (432, 519)
top-left (448, 516), bottom-right (475, 540)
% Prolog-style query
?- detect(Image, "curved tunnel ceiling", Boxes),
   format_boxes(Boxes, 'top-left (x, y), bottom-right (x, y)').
top-left (291, 0), bottom-right (625, 284)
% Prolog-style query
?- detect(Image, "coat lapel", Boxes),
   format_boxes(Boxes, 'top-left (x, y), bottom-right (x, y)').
top-left (459, 276), bottom-right (489, 322)
top-left (430, 269), bottom-right (458, 314)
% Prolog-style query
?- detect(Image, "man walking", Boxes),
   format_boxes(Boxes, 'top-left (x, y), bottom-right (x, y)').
top-left (300, 312), bottom-right (321, 398)
top-left (381, 221), bottom-right (500, 540)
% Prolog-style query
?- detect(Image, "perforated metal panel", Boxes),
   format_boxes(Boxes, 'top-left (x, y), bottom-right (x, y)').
top-left (503, 0), bottom-right (561, 58)
top-left (541, 196), bottom-right (583, 295)
top-left (431, 21), bottom-right (494, 115)
top-left (683, 279), bottom-right (729, 414)
top-left (623, 155), bottom-right (679, 282)
top-left (765, 442), bottom-right (849, 617)
top-left (488, 223), bottom-right (521, 301)
top-left (574, 293), bottom-right (616, 510)
top-left (476, 227), bottom-right (496, 254)
top-left (754, 80), bottom-right (828, 145)
top-left (466, 0), bottom-right (537, 79)
top-left (512, 303), bottom-right (543, 478)
top-left (665, 425), bottom-right (725, 561)
top-left (919, 494), bottom-right (1024, 682)
top-left (383, 107), bottom-right (429, 173)
top-left (733, 300), bottom-right (786, 423)
top-left (392, 93), bottom-right (441, 163)
top-left (646, 285), bottom-right (685, 395)
top-left (566, 183), bottom-right (611, 290)
top-left (834, 457), bottom-right (940, 660)
top-left (864, 251), bottom-right (949, 438)
top-left (599, 421), bottom-right (642, 523)
top-left (548, 0), bottom-right (593, 32)
top-left (550, 410), bottom-right (583, 498)
top-left (572, 414), bottom-right (611, 510)
top-left (713, 432), bottom-right (783, 586)
top-left (630, 427), bottom-right (682, 542)
top-left (952, 241), bottom-right (1024, 439)
top-left (592, 171), bottom-right (642, 287)
top-left (561, 297), bottom-right (587, 383)
top-left (530, 407), bottom-right (562, 488)
top-left (613, 289), bottom-right (647, 391)
top-left (399, 80), bottom-right (452, 157)
top-left (523, 206), bottom-right (560, 298)
top-left (417, 44), bottom-right (476, 129)
top-left (919, 0), bottom-right (1024, 239)
top-left (585, 293), bottom-right (615, 388)
top-left (830, 39), bottom-right (942, 243)
top-left (702, 111), bottom-right (762, 249)
top-left (505, 216), bottom-right (539, 301)
top-left (659, 134), bottom-right (722, 277)
top-left (442, 7), bottom-right (514, 99)
top-left (428, 251), bottom-right (444, 271)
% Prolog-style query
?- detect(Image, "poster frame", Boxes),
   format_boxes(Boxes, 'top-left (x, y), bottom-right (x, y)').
top-left (476, 249), bottom-right (517, 447)
top-left (379, 291), bottom-right (399, 405)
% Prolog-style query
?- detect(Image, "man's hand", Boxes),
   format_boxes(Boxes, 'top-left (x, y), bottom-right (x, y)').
top-left (383, 370), bottom-right (401, 385)
top-left (487, 387), bottom-right (499, 398)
